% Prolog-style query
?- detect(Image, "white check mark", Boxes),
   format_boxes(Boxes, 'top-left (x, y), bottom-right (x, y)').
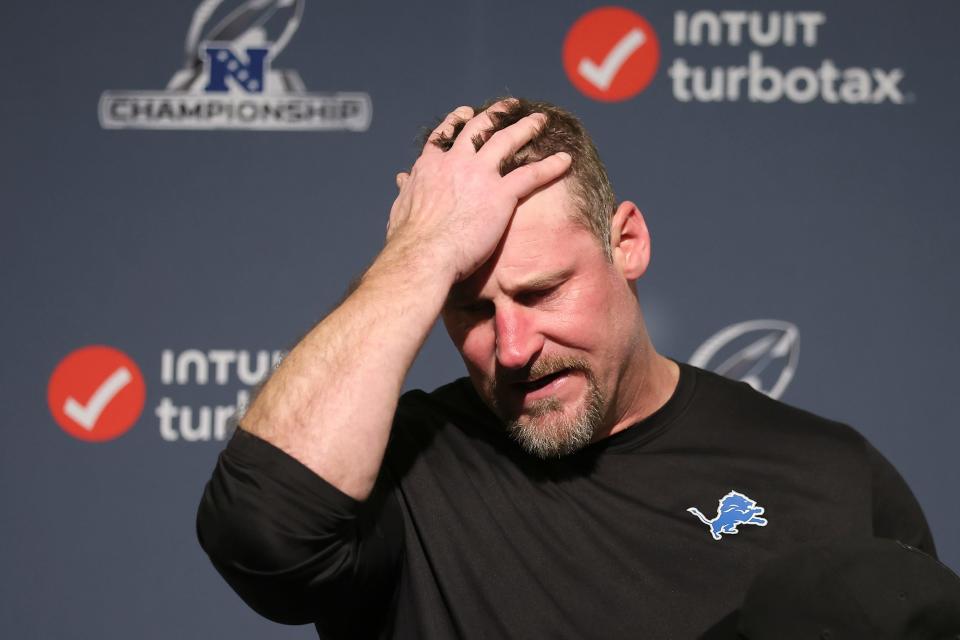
top-left (578, 28), bottom-right (646, 91)
top-left (63, 367), bottom-right (132, 431)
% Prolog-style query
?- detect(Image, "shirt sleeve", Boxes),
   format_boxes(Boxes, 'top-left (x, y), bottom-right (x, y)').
top-left (865, 441), bottom-right (937, 558)
top-left (196, 428), bottom-right (404, 634)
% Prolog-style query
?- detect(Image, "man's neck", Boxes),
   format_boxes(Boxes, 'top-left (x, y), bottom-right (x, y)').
top-left (597, 341), bottom-right (681, 442)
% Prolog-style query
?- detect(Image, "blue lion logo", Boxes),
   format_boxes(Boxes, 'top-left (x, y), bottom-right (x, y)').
top-left (688, 490), bottom-right (768, 541)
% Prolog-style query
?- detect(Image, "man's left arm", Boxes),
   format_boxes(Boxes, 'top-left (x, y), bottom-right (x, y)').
top-left (865, 441), bottom-right (937, 557)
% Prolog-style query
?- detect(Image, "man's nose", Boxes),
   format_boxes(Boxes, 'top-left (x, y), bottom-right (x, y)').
top-left (495, 304), bottom-right (543, 369)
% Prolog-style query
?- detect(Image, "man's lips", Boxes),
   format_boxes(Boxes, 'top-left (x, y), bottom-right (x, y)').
top-left (513, 369), bottom-right (568, 390)
top-left (505, 369), bottom-right (575, 401)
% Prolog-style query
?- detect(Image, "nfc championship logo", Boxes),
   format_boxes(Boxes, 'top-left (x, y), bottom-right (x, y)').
top-left (690, 319), bottom-right (799, 399)
top-left (99, 0), bottom-right (371, 131)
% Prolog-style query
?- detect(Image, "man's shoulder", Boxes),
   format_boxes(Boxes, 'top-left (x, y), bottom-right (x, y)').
top-left (684, 364), bottom-right (867, 451)
top-left (392, 377), bottom-right (499, 444)
top-left (397, 377), bottom-right (485, 420)
top-left (386, 379), bottom-right (510, 477)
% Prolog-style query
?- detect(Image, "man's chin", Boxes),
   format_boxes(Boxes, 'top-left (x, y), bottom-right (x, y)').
top-left (507, 417), bottom-right (592, 459)
top-left (503, 386), bottom-right (606, 459)
top-left (475, 359), bottom-right (606, 458)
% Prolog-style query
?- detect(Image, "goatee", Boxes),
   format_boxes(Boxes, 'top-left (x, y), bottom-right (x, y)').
top-left (491, 356), bottom-right (606, 458)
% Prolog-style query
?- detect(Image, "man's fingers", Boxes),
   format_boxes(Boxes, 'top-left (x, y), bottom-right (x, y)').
top-left (426, 106), bottom-right (474, 150)
top-left (396, 172), bottom-right (409, 190)
top-left (502, 151), bottom-right (572, 197)
top-left (452, 99), bottom-right (518, 154)
top-left (477, 112), bottom-right (547, 163)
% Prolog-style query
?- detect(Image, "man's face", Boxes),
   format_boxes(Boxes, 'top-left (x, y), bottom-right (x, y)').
top-left (441, 179), bottom-right (637, 458)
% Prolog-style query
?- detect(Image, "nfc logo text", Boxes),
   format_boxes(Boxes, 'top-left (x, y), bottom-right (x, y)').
top-left (204, 46), bottom-right (269, 93)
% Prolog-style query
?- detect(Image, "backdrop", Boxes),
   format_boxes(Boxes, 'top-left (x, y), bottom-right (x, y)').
top-left (3, 1), bottom-right (958, 637)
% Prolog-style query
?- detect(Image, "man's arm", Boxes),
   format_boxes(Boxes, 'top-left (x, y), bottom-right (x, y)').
top-left (197, 102), bottom-right (572, 627)
top-left (240, 241), bottom-right (451, 500)
top-left (239, 102), bottom-right (572, 501)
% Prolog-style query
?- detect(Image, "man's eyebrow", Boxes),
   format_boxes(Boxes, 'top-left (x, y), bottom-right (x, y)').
top-left (445, 269), bottom-right (574, 306)
top-left (506, 269), bottom-right (573, 294)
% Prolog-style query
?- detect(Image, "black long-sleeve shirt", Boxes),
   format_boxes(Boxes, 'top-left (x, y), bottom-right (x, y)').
top-left (197, 363), bottom-right (936, 639)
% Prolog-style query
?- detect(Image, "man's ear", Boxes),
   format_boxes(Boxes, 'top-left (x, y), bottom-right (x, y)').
top-left (610, 201), bottom-right (650, 280)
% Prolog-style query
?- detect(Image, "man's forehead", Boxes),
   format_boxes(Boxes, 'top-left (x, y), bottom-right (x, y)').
top-left (446, 178), bottom-right (598, 301)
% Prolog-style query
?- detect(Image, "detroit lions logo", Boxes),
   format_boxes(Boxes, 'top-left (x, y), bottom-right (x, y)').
top-left (687, 490), bottom-right (768, 541)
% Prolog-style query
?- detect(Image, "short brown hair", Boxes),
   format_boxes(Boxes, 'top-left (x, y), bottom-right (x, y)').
top-left (425, 98), bottom-right (616, 258)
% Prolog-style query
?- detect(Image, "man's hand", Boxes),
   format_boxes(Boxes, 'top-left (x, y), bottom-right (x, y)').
top-left (386, 102), bottom-right (572, 283)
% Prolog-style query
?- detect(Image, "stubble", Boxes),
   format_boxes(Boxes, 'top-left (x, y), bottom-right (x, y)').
top-left (490, 356), bottom-right (606, 458)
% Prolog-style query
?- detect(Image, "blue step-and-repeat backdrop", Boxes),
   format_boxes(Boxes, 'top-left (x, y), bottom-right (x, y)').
top-left (3, 1), bottom-right (957, 637)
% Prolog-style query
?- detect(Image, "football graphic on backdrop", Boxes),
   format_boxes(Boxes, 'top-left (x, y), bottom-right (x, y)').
top-left (167, 0), bottom-right (306, 93)
top-left (690, 320), bottom-right (800, 399)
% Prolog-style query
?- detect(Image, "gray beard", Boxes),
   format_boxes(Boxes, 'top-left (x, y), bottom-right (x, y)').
top-left (503, 371), bottom-right (606, 459)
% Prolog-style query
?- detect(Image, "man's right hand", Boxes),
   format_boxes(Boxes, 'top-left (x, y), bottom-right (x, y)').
top-left (386, 101), bottom-right (572, 284)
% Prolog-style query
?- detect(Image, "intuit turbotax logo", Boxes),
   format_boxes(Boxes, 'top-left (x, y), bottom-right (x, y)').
top-left (563, 7), bottom-right (909, 104)
top-left (48, 346), bottom-right (282, 443)
top-left (99, 0), bottom-right (372, 130)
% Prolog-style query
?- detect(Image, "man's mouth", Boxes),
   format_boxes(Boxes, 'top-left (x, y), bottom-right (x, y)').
top-left (512, 369), bottom-right (571, 393)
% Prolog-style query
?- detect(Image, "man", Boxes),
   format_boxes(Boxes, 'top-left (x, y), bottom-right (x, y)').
top-left (197, 98), bottom-right (935, 638)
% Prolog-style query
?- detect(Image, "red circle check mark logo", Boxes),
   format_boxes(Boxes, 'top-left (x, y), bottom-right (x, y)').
top-left (47, 345), bottom-right (146, 442)
top-left (563, 7), bottom-right (660, 102)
